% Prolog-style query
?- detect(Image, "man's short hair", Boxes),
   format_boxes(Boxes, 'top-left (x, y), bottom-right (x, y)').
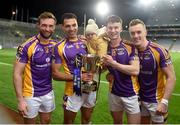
top-left (38, 11), bottom-right (57, 24)
top-left (106, 15), bottom-right (123, 25)
top-left (129, 19), bottom-right (146, 28)
top-left (61, 13), bottom-right (77, 24)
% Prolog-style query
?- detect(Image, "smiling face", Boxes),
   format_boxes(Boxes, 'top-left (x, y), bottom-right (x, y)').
top-left (37, 18), bottom-right (56, 39)
top-left (129, 23), bottom-right (147, 49)
top-left (106, 22), bottom-right (122, 40)
top-left (105, 15), bottom-right (123, 41)
top-left (85, 32), bottom-right (97, 40)
top-left (62, 18), bottom-right (78, 39)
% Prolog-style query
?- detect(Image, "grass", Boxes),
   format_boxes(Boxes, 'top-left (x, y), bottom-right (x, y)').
top-left (0, 48), bottom-right (180, 124)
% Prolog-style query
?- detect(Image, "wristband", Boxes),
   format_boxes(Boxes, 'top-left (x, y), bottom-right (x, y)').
top-left (161, 98), bottom-right (168, 106)
top-left (112, 60), bottom-right (117, 66)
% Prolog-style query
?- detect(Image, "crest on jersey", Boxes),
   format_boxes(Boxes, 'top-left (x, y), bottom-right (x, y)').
top-left (74, 43), bottom-right (79, 49)
top-left (144, 53), bottom-right (151, 60)
top-left (44, 46), bottom-right (49, 53)
top-left (67, 45), bottom-right (73, 49)
top-left (46, 57), bottom-right (50, 63)
top-left (117, 50), bottom-right (125, 55)
top-left (16, 46), bottom-right (23, 60)
top-left (17, 46), bottom-right (23, 55)
top-left (111, 49), bottom-right (116, 56)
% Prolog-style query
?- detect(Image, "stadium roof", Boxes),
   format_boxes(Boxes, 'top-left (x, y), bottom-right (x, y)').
top-left (0, 0), bottom-right (180, 28)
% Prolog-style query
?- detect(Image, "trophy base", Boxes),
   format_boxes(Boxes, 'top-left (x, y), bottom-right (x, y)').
top-left (82, 81), bottom-right (97, 94)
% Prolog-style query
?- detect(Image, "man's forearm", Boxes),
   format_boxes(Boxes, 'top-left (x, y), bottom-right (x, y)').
top-left (163, 78), bottom-right (176, 100)
top-left (162, 65), bottom-right (176, 100)
top-left (112, 61), bottom-right (139, 76)
top-left (52, 71), bottom-right (73, 81)
top-left (13, 75), bottom-right (24, 101)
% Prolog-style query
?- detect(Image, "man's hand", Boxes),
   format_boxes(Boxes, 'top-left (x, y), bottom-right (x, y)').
top-left (156, 102), bottom-right (168, 115)
top-left (78, 35), bottom-right (87, 44)
top-left (82, 72), bottom-right (93, 82)
top-left (18, 99), bottom-right (28, 117)
top-left (106, 73), bottom-right (114, 83)
top-left (103, 55), bottom-right (116, 67)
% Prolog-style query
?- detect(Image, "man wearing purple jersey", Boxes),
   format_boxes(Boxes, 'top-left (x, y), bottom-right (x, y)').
top-left (129, 19), bottom-right (176, 124)
top-left (52, 13), bottom-right (95, 124)
top-left (103, 15), bottom-right (141, 124)
top-left (13, 12), bottom-right (57, 124)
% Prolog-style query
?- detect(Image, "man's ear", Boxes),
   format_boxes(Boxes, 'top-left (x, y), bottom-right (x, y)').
top-left (60, 24), bottom-right (63, 30)
top-left (145, 28), bottom-right (148, 36)
top-left (36, 22), bottom-right (40, 29)
top-left (120, 27), bottom-right (123, 32)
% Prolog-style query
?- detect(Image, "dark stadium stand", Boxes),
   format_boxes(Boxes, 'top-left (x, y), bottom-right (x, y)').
top-left (0, 18), bottom-right (179, 51)
top-left (147, 24), bottom-right (180, 39)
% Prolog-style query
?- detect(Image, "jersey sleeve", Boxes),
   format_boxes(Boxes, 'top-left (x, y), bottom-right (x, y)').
top-left (160, 48), bottom-right (172, 68)
top-left (53, 44), bottom-right (62, 64)
top-left (16, 44), bottom-right (29, 63)
top-left (129, 46), bottom-right (139, 62)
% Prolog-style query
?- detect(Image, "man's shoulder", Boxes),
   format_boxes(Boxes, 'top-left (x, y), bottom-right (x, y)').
top-left (49, 39), bottom-right (59, 45)
top-left (122, 39), bottom-right (133, 46)
top-left (150, 41), bottom-right (166, 49)
top-left (121, 40), bottom-right (138, 55)
top-left (150, 41), bottom-right (168, 53)
top-left (19, 35), bottom-right (37, 48)
top-left (55, 38), bottom-right (67, 47)
top-left (122, 40), bottom-right (135, 49)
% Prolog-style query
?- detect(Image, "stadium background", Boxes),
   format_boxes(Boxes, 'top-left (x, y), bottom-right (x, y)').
top-left (0, 0), bottom-right (180, 123)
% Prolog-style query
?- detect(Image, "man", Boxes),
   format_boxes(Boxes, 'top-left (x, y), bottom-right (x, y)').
top-left (129, 19), bottom-right (176, 124)
top-left (103, 15), bottom-right (141, 124)
top-left (52, 13), bottom-right (95, 124)
top-left (13, 11), bottom-right (57, 124)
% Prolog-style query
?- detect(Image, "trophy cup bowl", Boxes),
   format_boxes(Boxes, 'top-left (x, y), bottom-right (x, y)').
top-left (81, 54), bottom-right (100, 73)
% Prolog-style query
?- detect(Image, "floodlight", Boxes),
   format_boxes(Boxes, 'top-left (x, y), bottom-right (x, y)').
top-left (96, 1), bottom-right (109, 16)
top-left (139, 0), bottom-right (156, 6)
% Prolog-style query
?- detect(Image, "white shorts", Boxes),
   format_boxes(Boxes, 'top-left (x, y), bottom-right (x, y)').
top-left (24, 90), bottom-right (55, 118)
top-left (109, 93), bottom-right (140, 114)
top-left (63, 92), bottom-right (96, 112)
top-left (141, 101), bottom-right (168, 123)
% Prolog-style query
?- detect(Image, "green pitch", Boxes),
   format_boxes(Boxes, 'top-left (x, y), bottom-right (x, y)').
top-left (0, 49), bottom-right (180, 124)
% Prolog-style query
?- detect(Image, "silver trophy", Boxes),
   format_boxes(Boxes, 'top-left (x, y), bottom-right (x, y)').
top-left (74, 54), bottom-right (101, 96)
top-left (81, 54), bottom-right (101, 73)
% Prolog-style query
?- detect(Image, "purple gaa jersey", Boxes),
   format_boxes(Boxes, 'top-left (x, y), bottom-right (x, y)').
top-left (53, 38), bottom-right (87, 96)
top-left (16, 35), bottom-right (57, 97)
top-left (138, 41), bottom-right (172, 103)
top-left (107, 40), bottom-right (139, 97)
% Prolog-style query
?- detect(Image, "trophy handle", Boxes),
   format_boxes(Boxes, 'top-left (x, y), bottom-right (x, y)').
top-left (95, 66), bottom-right (102, 103)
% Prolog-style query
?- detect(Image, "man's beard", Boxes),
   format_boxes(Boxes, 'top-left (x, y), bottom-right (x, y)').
top-left (39, 31), bottom-right (52, 39)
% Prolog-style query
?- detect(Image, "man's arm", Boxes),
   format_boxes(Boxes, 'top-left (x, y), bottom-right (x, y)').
top-left (13, 61), bottom-right (26, 102)
top-left (52, 63), bottom-right (94, 82)
top-left (103, 55), bottom-right (139, 76)
top-left (162, 64), bottom-right (176, 100)
top-left (156, 64), bottom-right (176, 115)
top-left (13, 61), bottom-right (28, 116)
top-left (52, 63), bottom-right (73, 81)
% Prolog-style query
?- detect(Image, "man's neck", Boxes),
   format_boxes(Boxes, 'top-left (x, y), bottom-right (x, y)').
top-left (68, 36), bottom-right (78, 42)
top-left (110, 37), bottom-right (122, 48)
top-left (138, 40), bottom-right (149, 51)
top-left (37, 34), bottom-right (50, 44)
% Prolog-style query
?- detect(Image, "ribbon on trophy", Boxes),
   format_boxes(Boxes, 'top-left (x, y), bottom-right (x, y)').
top-left (73, 54), bottom-right (102, 97)
top-left (74, 54), bottom-right (83, 96)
